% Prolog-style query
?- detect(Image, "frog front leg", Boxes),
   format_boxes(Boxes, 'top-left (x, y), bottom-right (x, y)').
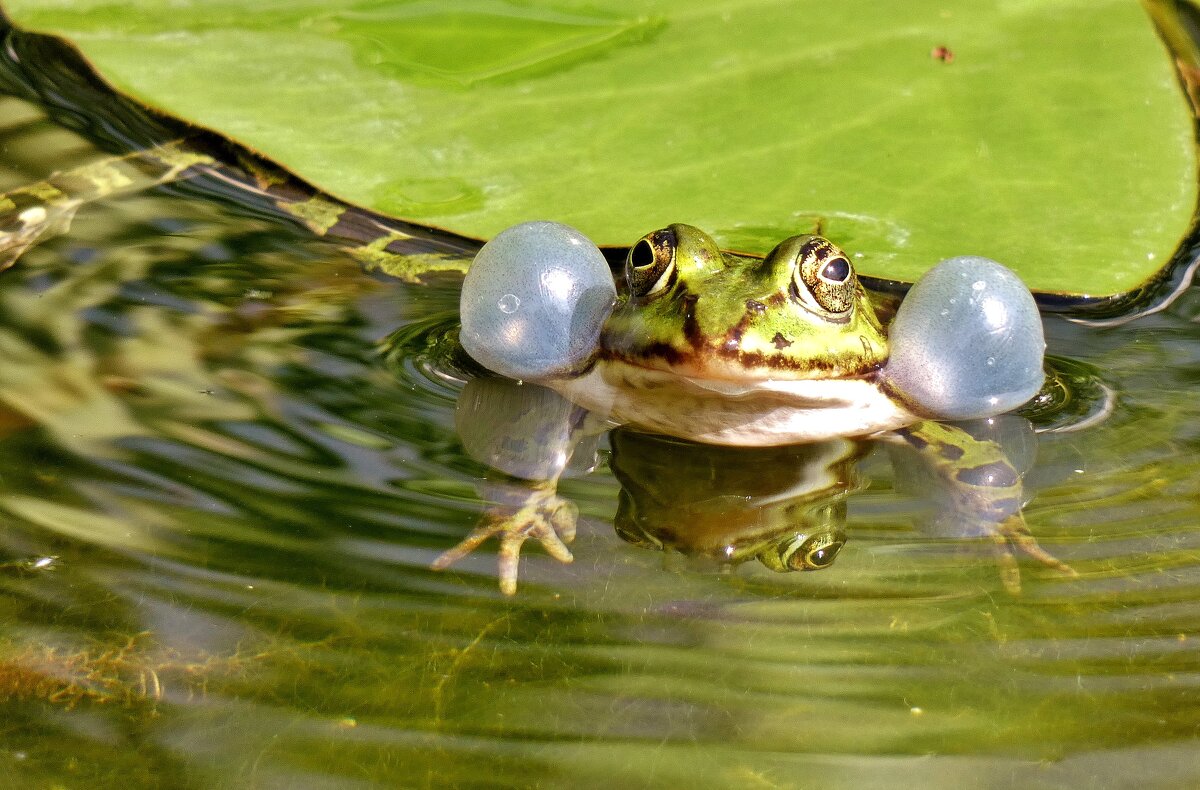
top-left (888, 419), bottom-right (1075, 591)
top-left (432, 477), bottom-right (578, 595)
top-left (432, 376), bottom-right (603, 594)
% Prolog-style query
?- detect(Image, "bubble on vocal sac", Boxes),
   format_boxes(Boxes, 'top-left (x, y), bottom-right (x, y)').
top-left (497, 293), bottom-right (520, 314)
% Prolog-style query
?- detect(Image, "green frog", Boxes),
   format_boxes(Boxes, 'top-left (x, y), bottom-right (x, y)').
top-left (440, 221), bottom-right (1066, 592)
top-left (552, 224), bottom-right (918, 445)
top-left (0, 144), bottom-right (1069, 594)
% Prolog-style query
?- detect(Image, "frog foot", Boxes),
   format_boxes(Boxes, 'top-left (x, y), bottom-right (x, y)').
top-left (432, 485), bottom-right (577, 595)
top-left (0, 201), bottom-right (79, 271)
top-left (991, 514), bottom-right (1077, 593)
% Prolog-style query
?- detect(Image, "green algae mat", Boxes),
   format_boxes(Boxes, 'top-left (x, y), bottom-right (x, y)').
top-left (2, 0), bottom-right (1196, 297)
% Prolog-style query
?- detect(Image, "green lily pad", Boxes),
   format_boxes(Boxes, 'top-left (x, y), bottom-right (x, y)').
top-left (3, 0), bottom-right (1195, 297)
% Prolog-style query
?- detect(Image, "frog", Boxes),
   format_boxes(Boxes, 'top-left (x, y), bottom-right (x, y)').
top-left (439, 221), bottom-right (1067, 593)
top-left (545, 224), bottom-right (919, 445)
top-left (0, 144), bottom-right (1070, 595)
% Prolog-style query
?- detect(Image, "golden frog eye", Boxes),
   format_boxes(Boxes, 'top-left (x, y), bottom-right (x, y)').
top-left (801, 539), bottom-right (843, 569)
top-left (789, 236), bottom-right (856, 317)
top-left (626, 227), bottom-right (677, 298)
top-left (756, 529), bottom-right (846, 572)
top-left (787, 532), bottom-right (846, 570)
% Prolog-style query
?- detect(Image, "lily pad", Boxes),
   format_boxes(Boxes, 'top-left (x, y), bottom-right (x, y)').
top-left (3, 0), bottom-right (1195, 297)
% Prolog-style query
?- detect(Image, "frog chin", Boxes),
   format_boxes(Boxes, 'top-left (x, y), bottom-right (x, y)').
top-left (548, 363), bottom-right (920, 447)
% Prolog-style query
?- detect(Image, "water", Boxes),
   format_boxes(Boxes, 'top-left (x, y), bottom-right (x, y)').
top-left (0, 41), bottom-right (1199, 790)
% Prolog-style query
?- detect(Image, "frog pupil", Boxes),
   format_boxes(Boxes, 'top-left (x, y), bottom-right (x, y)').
top-left (821, 257), bottom-right (850, 283)
top-left (631, 239), bottom-right (655, 269)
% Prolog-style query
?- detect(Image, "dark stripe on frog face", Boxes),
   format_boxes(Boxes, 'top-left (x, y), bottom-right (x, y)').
top-left (604, 324), bottom-right (885, 377)
top-left (680, 293), bottom-right (702, 348)
top-left (717, 347), bottom-right (870, 374)
top-left (602, 339), bottom-right (881, 377)
top-left (609, 340), bottom-right (688, 367)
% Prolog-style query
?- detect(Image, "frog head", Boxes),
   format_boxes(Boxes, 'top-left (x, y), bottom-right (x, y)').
top-left (460, 221), bottom-right (1045, 433)
top-left (600, 224), bottom-right (889, 381)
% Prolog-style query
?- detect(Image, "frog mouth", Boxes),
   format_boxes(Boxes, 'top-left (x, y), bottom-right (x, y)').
top-left (597, 344), bottom-right (884, 384)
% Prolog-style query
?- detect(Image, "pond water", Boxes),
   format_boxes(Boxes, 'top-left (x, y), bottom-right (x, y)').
top-left (0, 33), bottom-right (1200, 790)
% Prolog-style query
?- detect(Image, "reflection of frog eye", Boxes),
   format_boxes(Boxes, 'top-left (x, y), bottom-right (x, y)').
top-left (758, 529), bottom-right (846, 572)
top-left (790, 236), bottom-right (856, 317)
top-left (627, 227), bottom-right (677, 298)
top-left (801, 540), bottom-right (842, 569)
top-left (791, 532), bottom-right (845, 570)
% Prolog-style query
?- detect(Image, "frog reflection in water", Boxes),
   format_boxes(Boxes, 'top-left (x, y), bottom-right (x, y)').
top-left (453, 382), bottom-right (1049, 590)
top-left (610, 430), bottom-right (858, 574)
top-left (438, 222), bottom-right (1070, 593)
top-left (452, 378), bottom-right (862, 581)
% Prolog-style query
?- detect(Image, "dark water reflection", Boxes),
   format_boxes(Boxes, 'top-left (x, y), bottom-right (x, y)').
top-left (0, 90), bottom-right (1199, 790)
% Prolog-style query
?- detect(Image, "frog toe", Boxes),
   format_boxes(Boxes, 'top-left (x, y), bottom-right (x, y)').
top-left (431, 488), bottom-right (577, 595)
top-left (989, 515), bottom-right (1076, 593)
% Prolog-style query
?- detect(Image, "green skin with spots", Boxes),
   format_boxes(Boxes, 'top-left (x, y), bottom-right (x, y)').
top-left (602, 223), bottom-right (888, 381)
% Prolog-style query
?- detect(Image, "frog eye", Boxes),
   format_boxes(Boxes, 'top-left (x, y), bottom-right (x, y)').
top-left (626, 227), bottom-right (677, 298)
top-left (802, 540), bottom-right (842, 569)
top-left (789, 532), bottom-right (846, 570)
top-left (789, 236), bottom-right (856, 316)
top-left (757, 529), bottom-right (846, 572)
top-left (820, 256), bottom-right (851, 283)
